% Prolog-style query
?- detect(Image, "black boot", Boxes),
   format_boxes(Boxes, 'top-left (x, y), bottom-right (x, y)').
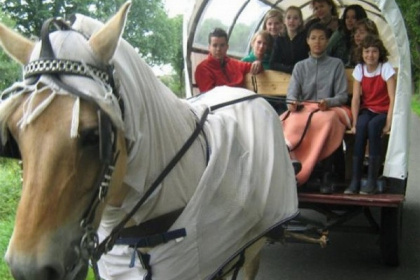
top-left (320, 172), bottom-right (333, 194)
top-left (320, 157), bottom-right (333, 194)
top-left (344, 156), bottom-right (363, 194)
top-left (360, 156), bottom-right (381, 195)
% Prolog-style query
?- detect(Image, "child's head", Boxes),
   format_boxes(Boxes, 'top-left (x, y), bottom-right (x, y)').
top-left (311, 0), bottom-right (338, 19)
top-left (353, 18), bottom-right (379, 46)
top-left (250, 30), bottom-right (272, 59)
top-left (284, 6), bottom-right (304, 34)
top-left (341, 4), bottom-right (367, 32)
top-left (262, 9), bottom-right (284, 37)
top-left (306, 23), bottom-right (329, 56)
top-left (208, 28), bottom-right (229, 59)
top-left (355, 35), bottom-right (389, 65)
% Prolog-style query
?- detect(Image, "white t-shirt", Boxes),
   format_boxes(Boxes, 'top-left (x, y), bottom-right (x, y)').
top-left (352, 62), bottom-right (395, 82)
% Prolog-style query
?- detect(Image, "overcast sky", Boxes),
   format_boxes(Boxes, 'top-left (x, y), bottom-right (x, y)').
top-left (165, 0), bottom-right (189, 17)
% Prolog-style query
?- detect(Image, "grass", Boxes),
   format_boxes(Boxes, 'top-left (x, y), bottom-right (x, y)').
top-left (0, 158), bottom-right (21, 279)
top-left (411, 81), bottom-right (420, 115)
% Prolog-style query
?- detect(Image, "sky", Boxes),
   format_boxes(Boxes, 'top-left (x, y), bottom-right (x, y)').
top-left (164, 0), bottom-right (189, 17)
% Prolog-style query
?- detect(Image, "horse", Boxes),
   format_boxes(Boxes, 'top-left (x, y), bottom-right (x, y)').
top-left (0, 2), bottom-right (298, 279)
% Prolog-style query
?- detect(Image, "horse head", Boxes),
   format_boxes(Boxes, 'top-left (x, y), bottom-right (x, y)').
top-left (1, 2), bottom-right (131, 279)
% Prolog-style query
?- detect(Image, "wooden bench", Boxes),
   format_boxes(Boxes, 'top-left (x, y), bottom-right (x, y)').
top-left (245, 68), bottom-right (397, 97)
top-left (244, 69), bottom-right (355, 96)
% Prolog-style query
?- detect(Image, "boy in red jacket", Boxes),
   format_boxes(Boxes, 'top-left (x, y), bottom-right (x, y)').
top-left (195, 28), bottom-right (262, 93)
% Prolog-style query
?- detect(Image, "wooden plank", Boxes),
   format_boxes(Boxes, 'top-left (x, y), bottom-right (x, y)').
top-left (244, 70), bottom-right (291, 96)
top-left (245, 68), bottom-right (397, 97)
top-left (298, 192), bottom-right (404, 208)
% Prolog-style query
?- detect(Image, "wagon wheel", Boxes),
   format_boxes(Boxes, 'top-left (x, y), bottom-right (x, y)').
top-left (380, 205), bottom-right (403, 266)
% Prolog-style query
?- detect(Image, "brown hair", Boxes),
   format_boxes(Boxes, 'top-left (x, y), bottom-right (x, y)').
top-left (354, 18), bottom-right (379, 37)
top-left (310, 0), bottom-right (339, 17)
top-left (355, 35), bottom-right (389, 64)
top-left (285, 6), bottom-right (304, 33)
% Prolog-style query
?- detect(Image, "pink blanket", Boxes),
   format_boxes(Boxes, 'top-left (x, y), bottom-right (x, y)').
top-left (281, 103), bottom-right (352, 185)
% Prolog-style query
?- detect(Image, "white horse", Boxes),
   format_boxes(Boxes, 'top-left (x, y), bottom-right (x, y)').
top-left (0, 2), bottom-right (298, 279)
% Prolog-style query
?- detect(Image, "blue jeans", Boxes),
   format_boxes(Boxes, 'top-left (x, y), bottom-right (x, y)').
top-left (353, 109), bottom-right (387, 158)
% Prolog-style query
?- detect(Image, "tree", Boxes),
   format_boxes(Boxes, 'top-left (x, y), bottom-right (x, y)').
top-left (0, 11), bottom-right (21, 90)
top-left (0, 0), bottom-right (176, 66)
top-left (167, 15), bottom-right (184, 96)
top-left (395, 0), bottom-right (420, 85)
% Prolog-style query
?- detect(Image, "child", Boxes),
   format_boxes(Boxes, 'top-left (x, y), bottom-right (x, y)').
top-left (347, 18), bottom-right (379, 67)
top-left (242, 30), bottom-right (273, 69)
top-left (327, 4), bottom-right (367, 64)
top-left (345, 35), bottom-right (396, 195)
top-left (270, 6), bottom-right (309, 73)
top-left (282, 23), bottom-right (350, 194)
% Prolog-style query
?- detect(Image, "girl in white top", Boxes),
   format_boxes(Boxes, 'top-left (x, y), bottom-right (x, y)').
top-left (345, 35), bottom-right (396, 195)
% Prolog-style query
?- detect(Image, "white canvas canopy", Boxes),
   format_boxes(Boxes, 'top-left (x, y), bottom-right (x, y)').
top-left (183, 0), bottom-right (412, 185)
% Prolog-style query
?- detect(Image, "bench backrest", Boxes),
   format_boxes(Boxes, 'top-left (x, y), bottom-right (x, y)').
top-left (245, 68), bottom-right (397, 96)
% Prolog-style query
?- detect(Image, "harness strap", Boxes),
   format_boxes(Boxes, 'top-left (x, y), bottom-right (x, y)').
top-left (94, 93), bottom-right (263, 260)
top-left (211, 251), bottom-right (245, 280)
top-left (115, 228), bottom-right (186, 248)
top-left (118, 208), bottom-right (185, 238)
top-left (137, 252), bottom-right (152, 280)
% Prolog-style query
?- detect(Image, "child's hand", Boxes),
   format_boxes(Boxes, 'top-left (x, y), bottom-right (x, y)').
top-left (250, 61), bottom-right (263, 75)
top-left (350, 126), bottom-right (356, 134)
top-left (288, 101), bottom-right (298, 112)
top-left (318, 99), bottom-right (329, 111)
top-left (382, 124), bottom-right (391, 136)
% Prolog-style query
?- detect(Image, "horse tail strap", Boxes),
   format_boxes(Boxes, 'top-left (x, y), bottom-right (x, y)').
top-left (289, 108), bottom-right (320, 152)
top-left (94, 94), bottom-right (263, 257)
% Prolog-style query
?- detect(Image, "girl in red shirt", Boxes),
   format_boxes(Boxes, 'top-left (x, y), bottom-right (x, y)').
top-left (345, 35), bottom-right (396, 195)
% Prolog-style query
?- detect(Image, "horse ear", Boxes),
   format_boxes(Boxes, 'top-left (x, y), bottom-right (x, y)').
top-left (0, 23), bottom-right (35, 65)
top-left (89, 1), bottom-right (132, 63)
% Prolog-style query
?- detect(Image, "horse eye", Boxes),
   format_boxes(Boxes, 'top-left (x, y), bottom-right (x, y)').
top-left (80, 128), bottom-right (100, 147)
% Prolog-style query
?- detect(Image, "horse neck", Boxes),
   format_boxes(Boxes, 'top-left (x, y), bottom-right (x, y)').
top-left (116, 52), bottom-right (206, 210)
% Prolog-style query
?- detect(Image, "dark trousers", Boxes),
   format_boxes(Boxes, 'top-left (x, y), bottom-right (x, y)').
top-left (353, 109), bottom-right (387, 158)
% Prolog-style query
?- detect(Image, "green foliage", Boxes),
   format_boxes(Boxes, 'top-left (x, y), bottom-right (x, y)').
top-left (229, 23), bottom-right (253, 57)
top-left (167, 15), bottom-right (185, 96)
top-left (0, 0), bottom-right (175, 66)
top-left (395, 0), bottom-right (420, 85)
top-left (0, 158), bottom-right (21, 280)
top-left (0, 11), bottom-right (21, 90)
top-left (0, 159), bottom-right (21, 217)
top-left (194, 18), bottom-right (228, 48)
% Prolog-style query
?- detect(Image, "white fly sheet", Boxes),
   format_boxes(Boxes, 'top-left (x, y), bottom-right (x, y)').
top-left (53, 14), bottom-right (297, 280)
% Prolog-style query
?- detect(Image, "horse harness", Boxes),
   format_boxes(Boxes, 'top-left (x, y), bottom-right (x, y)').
top-left (0, 18), bottom-right (264, 280)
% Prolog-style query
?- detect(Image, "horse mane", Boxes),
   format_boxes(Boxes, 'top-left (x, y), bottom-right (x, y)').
top-left (0, 88), bottom-right (26, 144)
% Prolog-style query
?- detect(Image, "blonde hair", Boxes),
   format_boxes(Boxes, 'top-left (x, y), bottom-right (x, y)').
top-left (262, 9), bottom-right (284, 31)
top-left (250, 30), bottom-right (273, 51)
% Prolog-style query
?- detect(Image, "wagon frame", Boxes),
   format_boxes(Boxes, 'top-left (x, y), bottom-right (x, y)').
top-left (184, 0), bottom-right (411, 266)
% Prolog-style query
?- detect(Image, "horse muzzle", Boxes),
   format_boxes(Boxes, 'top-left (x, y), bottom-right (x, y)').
top-left (6, 239), bottom-right (89, 280)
